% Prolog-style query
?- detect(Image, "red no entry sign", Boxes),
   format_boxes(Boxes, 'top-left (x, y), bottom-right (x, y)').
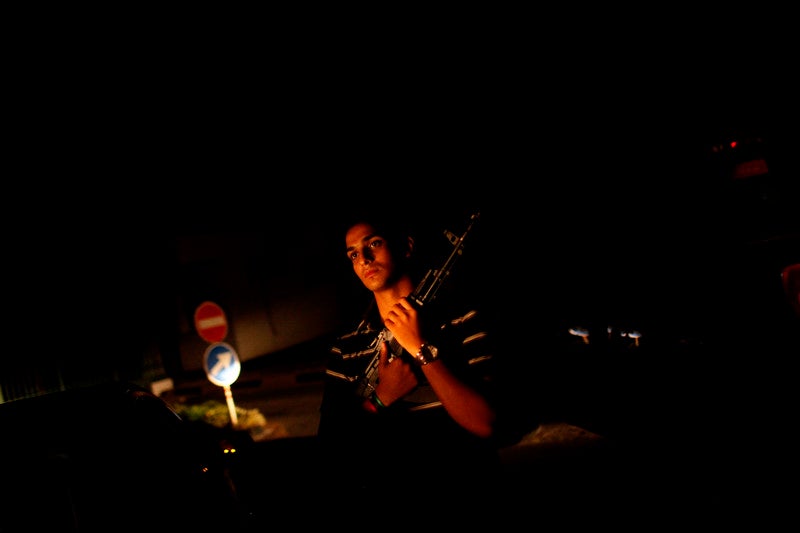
top-left (194, 301), bottom-right (228, 343)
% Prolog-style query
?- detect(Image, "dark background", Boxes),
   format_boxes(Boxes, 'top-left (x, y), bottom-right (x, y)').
top-left (5, 21), bottom-right (797, 392)
top-left (9, 99), bottom-right (795, 363)
top-left (3, 20), bottom-right (799, 527)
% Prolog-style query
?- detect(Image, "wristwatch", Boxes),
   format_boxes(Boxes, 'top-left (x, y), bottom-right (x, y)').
top-left (414, 343), bottom-right (439, 366)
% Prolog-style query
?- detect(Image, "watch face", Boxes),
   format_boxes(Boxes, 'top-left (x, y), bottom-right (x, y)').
top-left (419, 344), bottom-right (438, 364)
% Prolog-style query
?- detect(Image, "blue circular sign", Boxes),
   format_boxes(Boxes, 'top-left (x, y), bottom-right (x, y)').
top-left (203, 342), bottom-right (241, 387)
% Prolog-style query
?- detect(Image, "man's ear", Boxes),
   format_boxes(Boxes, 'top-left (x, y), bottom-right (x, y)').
top-left (405, 236), bottom-right (415, 258)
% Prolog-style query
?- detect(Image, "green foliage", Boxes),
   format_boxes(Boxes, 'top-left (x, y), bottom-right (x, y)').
top-left (172, 399), bottom-right (267, 430)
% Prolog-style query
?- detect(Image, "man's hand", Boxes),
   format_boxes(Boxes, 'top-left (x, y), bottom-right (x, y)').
top-left (374, 340), bottom-right (417, 405)
top-left (383, 297), bottom-right (424, 356)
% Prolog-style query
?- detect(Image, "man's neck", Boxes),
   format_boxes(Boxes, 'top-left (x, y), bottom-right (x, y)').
top-left (373, 276), bottom-right (416, 320)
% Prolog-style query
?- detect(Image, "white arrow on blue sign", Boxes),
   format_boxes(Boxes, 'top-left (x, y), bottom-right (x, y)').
top-left (203, 342), bottom-right (242, 387)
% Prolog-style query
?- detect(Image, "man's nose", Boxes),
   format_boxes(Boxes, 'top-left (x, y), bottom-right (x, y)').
top-left (360, 248), bottom-right (374, 264)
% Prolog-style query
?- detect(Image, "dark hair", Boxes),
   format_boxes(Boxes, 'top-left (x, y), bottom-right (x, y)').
top-left (340, 206), bottom-right (416, 248)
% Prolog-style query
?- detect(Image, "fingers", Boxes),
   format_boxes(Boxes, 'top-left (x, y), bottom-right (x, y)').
top-left (386, 300), bottom-right (415, 327)
top-left (395, 298), bottom-right (416, 316)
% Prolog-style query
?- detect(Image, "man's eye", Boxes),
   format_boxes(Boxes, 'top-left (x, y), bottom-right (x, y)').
top-left (369, 239), bottom-right (383, 249)
top-left (349, 252), bottom-right (359, 261)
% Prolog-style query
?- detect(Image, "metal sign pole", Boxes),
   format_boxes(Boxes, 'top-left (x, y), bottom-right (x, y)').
top-left (223, 385), bottom-right (239, 428)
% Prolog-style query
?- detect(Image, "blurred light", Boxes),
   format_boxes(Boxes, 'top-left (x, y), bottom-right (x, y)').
top-left (732, 158), bottom-right (769, 179)
top-left (568, 327), bottom-right (590, 344)
top-left (625, 330), bottom-right (642, 347)
top-left (783, 263), bottom-right (800, 316)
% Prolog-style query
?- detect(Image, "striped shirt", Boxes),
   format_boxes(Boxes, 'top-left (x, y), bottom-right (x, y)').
top-left (317, 296), bottom-right (500, 498)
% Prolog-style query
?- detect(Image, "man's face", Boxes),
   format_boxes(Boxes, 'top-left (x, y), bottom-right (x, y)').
top-left (345, 222), bottom-right (399, 292)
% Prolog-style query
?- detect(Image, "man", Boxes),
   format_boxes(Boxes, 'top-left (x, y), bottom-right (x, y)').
top-left (317, 210), bottom-right (501, 512)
